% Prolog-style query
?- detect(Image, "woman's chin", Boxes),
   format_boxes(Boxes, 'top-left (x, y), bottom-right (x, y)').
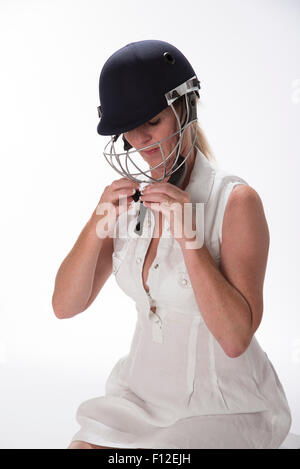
top-left (149, 170), bottom-right (172, 182)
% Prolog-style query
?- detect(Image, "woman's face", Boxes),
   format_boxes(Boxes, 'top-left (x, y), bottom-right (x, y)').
top-left (124, 104), bottom-right (190, 181)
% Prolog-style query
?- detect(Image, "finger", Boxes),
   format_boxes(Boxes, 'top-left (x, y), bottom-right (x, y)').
top-left (111, 178), bottom-right (139, 192)
top-left (142, 182), bottom-right (184, 198)
top-left (108, 186), bottom-right (138, 204)
top-left (116, 187), bottom-right (138, 201)
top-left (140, 193), bottom-right (177, 205)
top-left (116, 185), bottom-right (138, 194)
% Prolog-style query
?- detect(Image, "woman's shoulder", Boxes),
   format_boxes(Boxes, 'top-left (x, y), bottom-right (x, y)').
top-left (222, 184), bottom-right (265, 224)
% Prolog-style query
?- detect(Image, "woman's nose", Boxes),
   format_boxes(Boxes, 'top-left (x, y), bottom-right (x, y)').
top-left (129, 126), bottom-right (153, 147)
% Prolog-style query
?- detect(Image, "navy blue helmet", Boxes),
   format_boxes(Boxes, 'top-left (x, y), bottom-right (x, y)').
top-left (96, 39), bottom-right (201, 185)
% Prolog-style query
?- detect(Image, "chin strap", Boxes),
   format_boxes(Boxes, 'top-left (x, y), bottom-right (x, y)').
top-left (133, 154), bottom-right (187, 236)
top-left (122, 134), bottom-right (132, 151)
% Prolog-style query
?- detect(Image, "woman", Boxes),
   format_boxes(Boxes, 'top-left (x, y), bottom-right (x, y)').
top-left (52, 40), bottom-right (292, 449)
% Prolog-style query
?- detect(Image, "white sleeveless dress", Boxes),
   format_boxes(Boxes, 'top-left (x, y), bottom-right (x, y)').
top-left (70, 148), bottom-right (292, 449)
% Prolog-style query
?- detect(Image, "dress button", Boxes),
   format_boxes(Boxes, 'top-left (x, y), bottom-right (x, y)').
top-left (154, 263), bottom-right (159, 269)
top-left (136, 256), bottom-right (142, 263)
top-left (178, 272), bottom-right (191, 288)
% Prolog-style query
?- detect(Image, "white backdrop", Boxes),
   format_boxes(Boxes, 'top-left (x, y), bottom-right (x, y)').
top-left (0, 0), bottom-right (299, 449)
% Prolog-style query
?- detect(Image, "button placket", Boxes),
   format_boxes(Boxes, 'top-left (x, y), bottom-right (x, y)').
top-left (149, 224), bottom-right (172, 343)
top-left (135, 210), bottom-right (155, 313)
top-left (143, 213), bottom-right (168, 342)
top-left (163, 217), bottom-right (171, 236)
top-left (177, 270), bottom-right (192, 288)
top-left (152, 317), bottom-right (163, 343)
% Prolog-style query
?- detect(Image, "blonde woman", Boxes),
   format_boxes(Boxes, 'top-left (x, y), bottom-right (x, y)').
top-left (52, 40), bottom-right (292, 449)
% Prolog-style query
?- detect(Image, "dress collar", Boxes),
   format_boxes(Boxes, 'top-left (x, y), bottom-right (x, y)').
top-left (184, 147), bottom-right (216, 204)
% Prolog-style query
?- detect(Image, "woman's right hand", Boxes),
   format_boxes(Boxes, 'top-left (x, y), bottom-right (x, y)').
top-left (92, 178), bottom-right (140, 239)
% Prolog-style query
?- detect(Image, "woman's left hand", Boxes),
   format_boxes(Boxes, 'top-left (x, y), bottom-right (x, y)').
top-left (140, 182), bottom-right (197, 248)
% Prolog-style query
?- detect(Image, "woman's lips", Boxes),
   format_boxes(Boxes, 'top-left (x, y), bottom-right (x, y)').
top-left (144, 147), bottom-right (159, 155)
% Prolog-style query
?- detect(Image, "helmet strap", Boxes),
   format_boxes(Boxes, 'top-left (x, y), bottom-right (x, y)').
top-left (167, 154), bottom-right (187, 188)
top-left (122, 134), bottom-right (133, 151)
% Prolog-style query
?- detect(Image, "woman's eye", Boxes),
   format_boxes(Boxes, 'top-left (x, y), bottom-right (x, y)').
top-left (148, 119), bottom-right (160, 126)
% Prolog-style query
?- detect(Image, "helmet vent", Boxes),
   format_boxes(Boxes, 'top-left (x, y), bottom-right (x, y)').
top-left (163, 52), bottom-right (175, 65)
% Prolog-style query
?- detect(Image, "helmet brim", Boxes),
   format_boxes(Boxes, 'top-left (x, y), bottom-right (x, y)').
top-left (97, 102), bottom-right (170, 136)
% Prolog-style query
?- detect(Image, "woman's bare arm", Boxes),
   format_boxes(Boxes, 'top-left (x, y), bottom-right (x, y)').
top-left (51, 211), bottom-right (110, 319)
top-left (82, 234), bottom-right (114, 311)
top-left (179, 185), bottom-right (269, 358)
top-left (52, 178), bottom-right (138, 319)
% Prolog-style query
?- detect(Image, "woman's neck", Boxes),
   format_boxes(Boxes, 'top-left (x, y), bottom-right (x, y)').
top-left (180, 146), bottom-right (197, 191)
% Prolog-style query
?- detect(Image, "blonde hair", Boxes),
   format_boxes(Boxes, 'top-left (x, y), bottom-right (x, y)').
top-left (174, 95), bottom-right (216, 164)
top-left (191, 120), bottom-right (216, 163)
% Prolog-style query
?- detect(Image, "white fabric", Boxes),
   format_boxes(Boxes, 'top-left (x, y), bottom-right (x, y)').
top-left (71, 148), bottom-right (292, 449)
